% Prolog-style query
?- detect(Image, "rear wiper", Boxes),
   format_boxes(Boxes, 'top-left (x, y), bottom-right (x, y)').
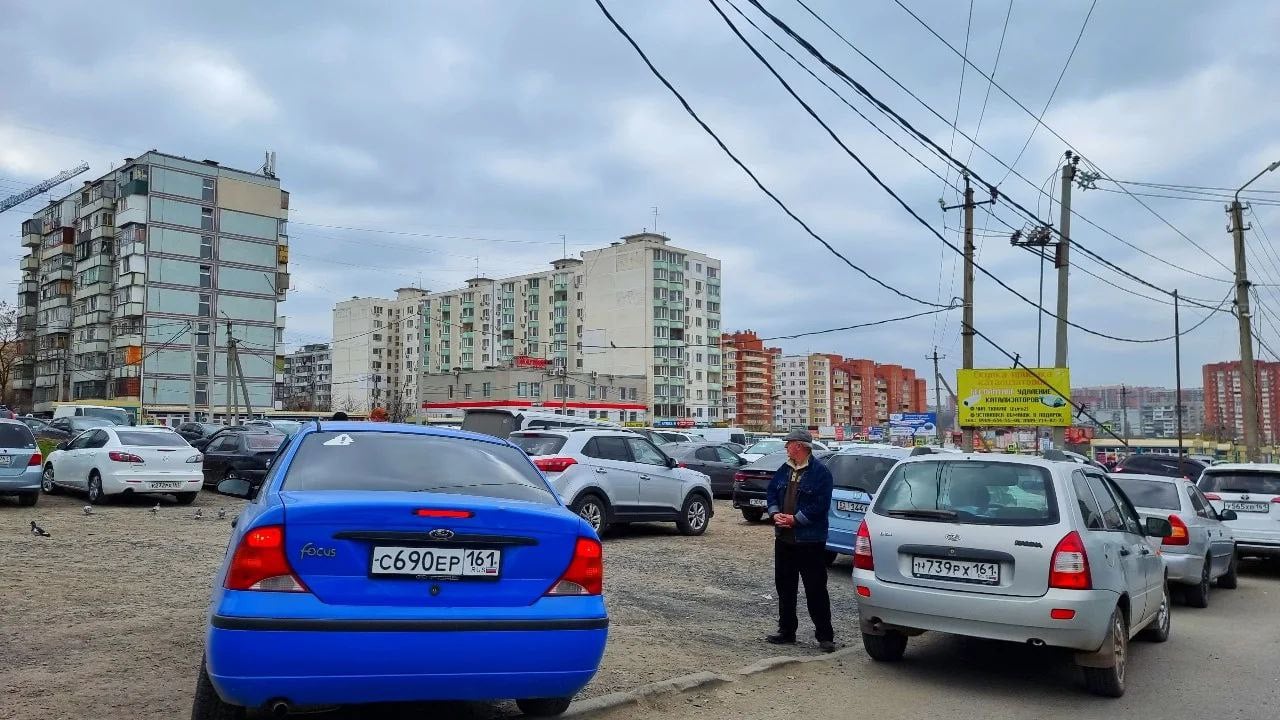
top-left (1218, 488), bottom-right (1259, 494)
top-left (885, 508), bottom-right (958, 521)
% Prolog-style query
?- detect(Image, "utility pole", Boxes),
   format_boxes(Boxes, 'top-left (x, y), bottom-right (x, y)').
top-left (233, 340), bottom-right (253, 419)
top-left (1174, 290), bottom-right (1185, 476)
top-left (942, 175), bottom-right (995, 451)
top-left (1229, 160), bottom-right (1280, 460)
top-left (928, 348), bottom-right (945, 445)
top-left (225, 320), bottom-right (239, 425)
top-left (1120, 385), bottom-right (1129, 439)
top-left (188, 321), bottom-right (198, 423)
top-left (1052, 153), bottom-right (1078, 450)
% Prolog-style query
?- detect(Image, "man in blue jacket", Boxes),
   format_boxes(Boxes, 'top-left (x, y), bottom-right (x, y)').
top-left (766, 429), bottom-right (835, 651)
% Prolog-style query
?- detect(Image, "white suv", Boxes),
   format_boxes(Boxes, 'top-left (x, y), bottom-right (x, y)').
top-left (509, 429), bottom-right (714, 536)
top-left (1198, 463), bottom-right (1280, 559)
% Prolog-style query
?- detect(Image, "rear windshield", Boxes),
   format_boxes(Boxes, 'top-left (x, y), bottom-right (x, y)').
top-left (246, 434), bottom-right (285, 451)
top-left (0, 424), bottom-right (36, 449)
top-left (461, 410), bottom-right (519, 439)
top-left (746, 439), bottom-right (784, 455)
top-left (116, 431), bottom-right (189, 447)
top-left (284, 431), bottom-right (555, 504)
top-left (875, 460), bottom-right (1059, 526)
top-left (84, 407), bottom-right (129, 425)
top-left (1199, 471), bottom-right (1280, 495)
top-left (730, 433), bottom-right (747, 446)
top-left (827, 454), bottom-right (900, 494)
top-left (1110, 476), bottom-right (1181, 510)
top-left (509, 433), bottom-right (568, 456)
top-left (744, 450), bottom-right (790, 471)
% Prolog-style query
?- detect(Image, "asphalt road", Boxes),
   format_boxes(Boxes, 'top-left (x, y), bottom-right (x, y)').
top-left (586, 559), bottom-right (1280, 720)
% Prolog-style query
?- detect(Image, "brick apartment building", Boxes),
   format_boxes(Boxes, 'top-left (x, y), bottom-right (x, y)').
top-left (830, 358), bottom-right (928, 430)
top-left (720, 330), bottom-right (779, 431)
top-left (1203, 359), bottom-right (1280, 443)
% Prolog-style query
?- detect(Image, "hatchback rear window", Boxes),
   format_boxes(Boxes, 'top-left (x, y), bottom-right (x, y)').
top-left (1110, 476), bottom-right (1181, 510)
top-left (509, 433), bottom-right (568, 456)
top-left (246, 434), bottom-right (285, 451)
top-left (284, 431), bottom-right (555, 504)
top-left (875, 460), bottom-right (1059, 526)
top-left (116, 431), bottom-right (189, 447)
top-left (827, 454), bottom-right (900, 494)
top-left (1198, 471), bottom-right (1280, 496)
top-left (0, 424), bottom-right (36, 449)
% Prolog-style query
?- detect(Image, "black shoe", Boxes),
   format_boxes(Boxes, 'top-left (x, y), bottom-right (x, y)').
top-left (818, 640), bottom-right (837, 653)
top-left (766, 633), bottom-right (796, 645)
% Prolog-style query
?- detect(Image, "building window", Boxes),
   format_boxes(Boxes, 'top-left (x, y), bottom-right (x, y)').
top-left (201, 207), bottom-right (214, 230)
top-left (199, 265), bottom-right (212, 289)
top-left (200, 235), bottom-right (213, 260)
top-left (196, 352), bottom-right (209, 376)
top-left (531, 382), bottom-right (542, 398)
top-left (517, 382), bottom-right (529, 398)
top-left (464, 384), bottom-right (472, 398)
top-left (197, 322), bottom-right (210, 347)
top-left (195, 381), bottom-right (208, 406)
top-left (198, 293), bottom-right (211, 318)
top-left (482, 382), bottom-right (492, 398)
top-left (202, 178), bottom-right (215, 202)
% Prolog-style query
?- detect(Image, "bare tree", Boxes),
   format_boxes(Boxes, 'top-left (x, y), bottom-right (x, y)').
top-left (0, 302), bottom-right (21, 407)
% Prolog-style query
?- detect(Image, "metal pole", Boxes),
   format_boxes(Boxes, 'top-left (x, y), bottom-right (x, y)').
top-left (1053, 156), bottom-right (1076, 450)
top-left (931, 348), bottom-right (944, 445)
top-left (961, 175), bottom-right (975, 451)
top-left (224, 321), bottom-right (235, 425)
top-left (1231, 199), bottom-right (1260, 461)
top-left (233, 342), bottom-right (254, 419)
top-left (188, 321), bottom-right (198, 423)
top-left (1121, 385), bottom-right (1128, 439)
top-left (1175, 290), bottom-right (1185, 476)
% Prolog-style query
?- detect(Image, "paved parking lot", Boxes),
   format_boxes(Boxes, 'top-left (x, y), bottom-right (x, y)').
top-left (0, 495), bottom-right (858, 719)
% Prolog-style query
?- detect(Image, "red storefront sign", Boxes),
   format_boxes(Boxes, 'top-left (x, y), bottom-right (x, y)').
top-left (1065, 426), bottom-right (1096, 445)
top-left (676, 419), bottom-right (695, 428)
top-left (514, 356), bottom-right (548, 369)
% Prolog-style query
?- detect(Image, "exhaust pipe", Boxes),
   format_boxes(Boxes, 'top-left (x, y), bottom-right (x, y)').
top-left (268, 700), bottom-right (290, 717)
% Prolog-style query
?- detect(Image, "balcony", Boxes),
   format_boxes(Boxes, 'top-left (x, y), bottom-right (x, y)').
top-left (11, 376), bottom-right (34, 391)
top-left (114, 302), bottom-right (144, 319)
top-left (34, 375), bottom-right (58, 389)
top-left (76, 338), bottom-right (110, 355)
top-left (21, 255), bottom-right (39, 272)
top-left (73, 281), bottom-right (113, 302)
top-left (19, 279), bottom-right (38, 295)
top-left (118, 178), bottom-right (148, 197)
top-left (76, 252), bottom-right (112, 272)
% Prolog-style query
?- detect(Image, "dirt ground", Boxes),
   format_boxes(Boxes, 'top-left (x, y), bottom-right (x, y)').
top-left (0, 493), bottom-right (860, 719)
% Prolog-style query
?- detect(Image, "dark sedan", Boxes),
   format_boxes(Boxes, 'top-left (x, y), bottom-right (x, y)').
top-left (48, 416), bottom-right (114, 437)
top-left (20, 416), bottom-right (71, 443)
top-left (176, 422), bottom-right (227, 444)
top-left (200, 428), bottom-right (286, 488)
top-left (732, 449), bottom-right (835, 522)
top-left (662, 441), bottom-right (748, 497)
top-left (1112, 453), bottom-right (1207, 479)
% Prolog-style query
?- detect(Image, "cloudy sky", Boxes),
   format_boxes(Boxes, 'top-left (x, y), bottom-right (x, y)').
top-left (3, 0), bottom-right (1279, 393)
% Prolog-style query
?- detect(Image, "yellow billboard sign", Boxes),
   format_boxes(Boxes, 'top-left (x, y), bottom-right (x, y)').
top-left (956, 368), bottom-right (1072, 428)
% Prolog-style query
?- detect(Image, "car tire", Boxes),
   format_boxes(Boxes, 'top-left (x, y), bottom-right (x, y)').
top-left (191, 657), bottom-right (245, 720)
top-left (41, 465), bottom-right (60, 494)
top-left (571, 493), bottom-right (609, 535)
top-left (1216, 549), bottom-right (1239, 589)
top-left (676, 493), bottom-right (710, 536)
top-left (86, 472), bottom-right (108, 505)
top-left (1138, 581), bottom-right (1170, 643)
top-left (1183, 556), bottom-right (1211, 608)
top-left (515, 697), bottom-right (573, 717)
top-left (825, 551), bottom-right (839, 567)
top-left (175, 492), bottom-right (198, 506)
top-left (17, 492), bottom-right (38, 507)
top-left (740, 508), bottom-right (764, 522)
top-left (862, 630), bottom-right (907, 662)
top-left (1082, 607), bottom-right (1127, 698)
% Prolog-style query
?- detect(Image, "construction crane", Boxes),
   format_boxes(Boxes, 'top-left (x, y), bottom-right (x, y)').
top-left (0, 163), bottom-right (91, 214)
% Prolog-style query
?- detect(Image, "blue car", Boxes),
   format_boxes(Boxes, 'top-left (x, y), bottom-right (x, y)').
top-left (193, 422), bottom-right (608, 719)
top-left (0, 419), bottom-right (43, 506)
top-left (825, 446), bottom-right (914, 560)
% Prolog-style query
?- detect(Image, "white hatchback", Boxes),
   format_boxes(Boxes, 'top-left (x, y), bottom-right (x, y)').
top-left (43, 426), bottom-right (204, 505)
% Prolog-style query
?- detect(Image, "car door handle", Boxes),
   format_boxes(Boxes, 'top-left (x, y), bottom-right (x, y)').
top-left (640, 475), bottom-right (651, 481)
top-left (594, 468), bottom-right (607, 474)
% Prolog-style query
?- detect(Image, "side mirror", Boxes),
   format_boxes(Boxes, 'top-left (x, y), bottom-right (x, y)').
top-left (1218, 509), bottom-right (1238, 522)
top-left (666, 456), bottom-right (678, 468)
top-left (216, 477), bottom-right (256, 499)
top-left (737, 456), bottom-right (748, 466)
top-left (1144, 517), bottom-right (1173, 538)
top-left (192, 439), bottom-right (209, 451)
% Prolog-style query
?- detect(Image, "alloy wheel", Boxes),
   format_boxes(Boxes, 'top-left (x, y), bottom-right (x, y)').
top-left (687, 500), bottom-right (708, 531)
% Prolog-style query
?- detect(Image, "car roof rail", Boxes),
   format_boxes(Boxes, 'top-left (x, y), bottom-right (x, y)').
top-left (1042, 449), bottom-right (1070, 462)
top-left (909, 446), bottom-right (935, 456)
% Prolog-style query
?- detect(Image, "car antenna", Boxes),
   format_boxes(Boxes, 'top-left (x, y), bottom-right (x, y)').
top-left (312, 417), bottom-right (322, 433)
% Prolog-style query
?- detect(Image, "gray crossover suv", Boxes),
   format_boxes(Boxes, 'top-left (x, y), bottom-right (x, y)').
top-left (853, 453), bottom-right (1173, 697)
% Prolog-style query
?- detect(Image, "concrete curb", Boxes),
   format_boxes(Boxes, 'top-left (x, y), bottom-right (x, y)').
top-left (564, 645), bottom-right (861, 717)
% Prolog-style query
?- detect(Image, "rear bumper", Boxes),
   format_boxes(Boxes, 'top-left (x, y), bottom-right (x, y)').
top-left (1161, 550), bottom-right (1206, 585)
top-left (1235, 540), bottom-right (1280, 557)
top-left (0, 470), bottom-right (40, 494)
top-left (102, 473), bottom-right (202, 495)
top-left (732, 488), bottom-right (768, 509)
top-left (853, 569), bottom-right (1116, 652)
top-left (206, 615), bottom-right (608, 707)
top-left (826, 525), bottom-right (855, 555)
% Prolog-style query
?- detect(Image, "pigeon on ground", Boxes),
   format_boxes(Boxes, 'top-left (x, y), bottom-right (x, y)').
top-left (191, 508), bottom-right (203, 520)
top-left (149, 503), bottom-right (160, 515)
top-left (83, 506), bottom-right (93, 516)
top-left (217, 508), bottom-right (227, 520)
top-left (30, 521), bottom-right (50, 538)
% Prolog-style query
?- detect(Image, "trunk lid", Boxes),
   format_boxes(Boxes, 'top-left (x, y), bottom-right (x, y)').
top-left (0, 423), bottom-right (39, 477)
top-left (282, 492), bottom-right (582, 608)
top-left (1200, 468), bottom-right (1280, 533)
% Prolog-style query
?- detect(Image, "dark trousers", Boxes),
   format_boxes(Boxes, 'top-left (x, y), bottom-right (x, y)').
top-left (774, 538), bottom-right (834, 642)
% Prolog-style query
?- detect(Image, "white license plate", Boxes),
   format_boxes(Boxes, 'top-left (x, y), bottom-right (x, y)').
top-left (836, 500), bottom-right (869, 514)
top-left (748, 498), bottom-right (767, 507)
top-left (1225, 501), bottom-right (1270, 513)
top-left (0, 456), bottom-right (13, 467)
top-left (912, 556), bottom-right (1000, 585)
top-left (370, 546), bottom-right (502, 578)
top-left (149, 481), bottom-right (182, 489)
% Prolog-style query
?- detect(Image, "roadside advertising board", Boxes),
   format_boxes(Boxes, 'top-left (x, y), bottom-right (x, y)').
top-left (956, 368), bottom-right (1072, 428)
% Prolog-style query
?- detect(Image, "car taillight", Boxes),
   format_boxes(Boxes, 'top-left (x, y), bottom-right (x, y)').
top-left (733, 472), bottom-right (746, 483)
top-left (1163, 515), bottom-right (1189, 546)
top-left (1203, 493), bottom-right (1221, 501)
top-left (1049, 531), bottom-right (1091, 590)
top-left (108, 451), bottom-right (144, 463)
top-left (28, 452), bottom-right (41, 467)
top-left (547, 537), bottom-right (603, 596)
top-left (853, 521), bottom-right (874, 571)
top-left (533, 456), bottom-right (578, 473)
top-left (677, 462), bottom-right (687, 468)
top-left (1272, 497), bottom-right (1280, 504)
top-left (225, 525), bottom-right (309, 592)
top-left (186, 454), bottom-right (203, 463)
top-left (414, 508), bottom-right (473, 518)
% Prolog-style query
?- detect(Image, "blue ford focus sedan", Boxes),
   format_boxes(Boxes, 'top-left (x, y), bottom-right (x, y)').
top-left (193, 422), bottom-right (608, 719)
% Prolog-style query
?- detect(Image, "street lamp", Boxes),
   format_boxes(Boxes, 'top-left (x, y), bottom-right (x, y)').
top-left (1231, 159), bottom-right (1280, 461)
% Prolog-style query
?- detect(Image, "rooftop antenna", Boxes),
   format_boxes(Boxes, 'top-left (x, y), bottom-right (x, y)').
top-left (560, 234), bottom-right (567, 259)
top-left (652, 206), bottom-right (659, 233)
top-left (261, 150), bottom-right (277, 179)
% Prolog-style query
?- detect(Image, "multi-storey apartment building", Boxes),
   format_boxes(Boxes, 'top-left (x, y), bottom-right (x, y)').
top-left (830, 358), bottom-right (927, 430)
top-left (280, 343), bottom-right (331, 411)
top-left (14, 151), bottom-right (288, 421)
top-left (415, 232), bottom-right (723, 424)
top-left (331, 288), bottom-right (425, 416)
top-left (1203, 360), bottom-right (1280, 443)
top-left (774, 354), bottom-right (836, 430)
top-left (720, 330), bottom-right (778, 431)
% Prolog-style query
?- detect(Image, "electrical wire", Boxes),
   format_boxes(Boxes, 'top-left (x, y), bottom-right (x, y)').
top-left (941, 0), bottom-right (974, 207)
top-left (963, 0), bottom-right (1013, 170)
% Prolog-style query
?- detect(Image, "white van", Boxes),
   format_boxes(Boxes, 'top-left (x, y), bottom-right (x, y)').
top-left (52, 404), bottom-right (132, 426)
top-left (460, 408), bottom-right (620, 439)
top-left (689, 427), bottom-right (748, 447)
